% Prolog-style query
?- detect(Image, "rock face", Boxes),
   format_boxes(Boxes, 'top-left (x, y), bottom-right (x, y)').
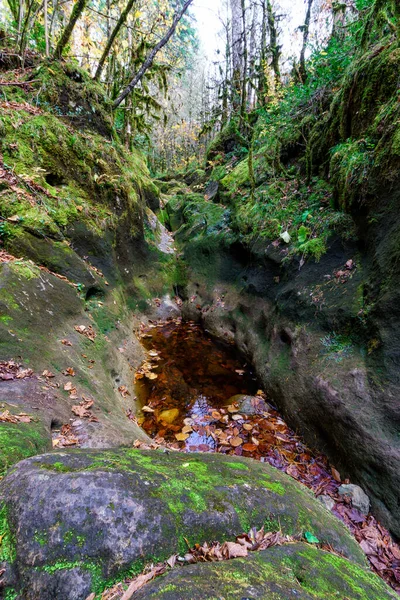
top-left (163, 41), bottom-right (400, 541)
top-left (0, 449), bottom-right (366, 599)
top-left (180, 252), bottom-right (400, 538)
top-left (134, 543), bottom-right (397, 600)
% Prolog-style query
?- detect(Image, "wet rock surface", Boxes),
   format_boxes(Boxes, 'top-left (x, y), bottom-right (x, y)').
top-left (133, 543), bottom-right (398, 600)
top-left (0, 448), bottom-right (366, 599)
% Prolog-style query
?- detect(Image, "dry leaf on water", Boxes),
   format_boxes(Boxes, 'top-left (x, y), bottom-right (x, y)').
top-left (230, 436), bottom-right (243, 447)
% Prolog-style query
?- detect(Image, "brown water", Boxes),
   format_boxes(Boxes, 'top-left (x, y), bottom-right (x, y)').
top-left (135, 317), bottom-right (258, 450)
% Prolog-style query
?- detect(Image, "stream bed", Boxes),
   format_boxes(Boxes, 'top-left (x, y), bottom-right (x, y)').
top-left (133, 316), bottom-right (400, 592)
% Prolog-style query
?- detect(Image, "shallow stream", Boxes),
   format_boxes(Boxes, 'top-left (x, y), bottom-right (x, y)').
top-left (133, 317), bottom-right (400, 592)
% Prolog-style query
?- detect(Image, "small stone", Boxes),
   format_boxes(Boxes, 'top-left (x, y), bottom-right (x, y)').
top-left (227, 395), bottom-right (268, 416)
top-left (338, 484), bottom-right (370, 515)
top-left (158, 408), bottom-right (180, 424)
top-left (318, 495), bottom-right (335, 512)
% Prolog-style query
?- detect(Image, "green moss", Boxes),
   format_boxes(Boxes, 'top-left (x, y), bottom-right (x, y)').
top-left (225, 462), bottom-right (249, 471)
top-left (0, 421), bottom-right (51, 476)
top-left (221, 160), bottom-right (249, 191)
top-left (10, 261), bottom-right (40, 280)
top-left (0, 503), bottom-right (16, 563)
top-left (0, 289), bottom-right (20, 310)
top-left (206, 120), bottom-right (248, 163)
top-left (33, 530), bottom-right (48, 547)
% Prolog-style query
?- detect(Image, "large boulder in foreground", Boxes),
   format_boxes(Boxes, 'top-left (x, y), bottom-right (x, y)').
top-left (0, 449), bottom-right (365, 599)
top-left (134, 543), bottom-right (397, 600)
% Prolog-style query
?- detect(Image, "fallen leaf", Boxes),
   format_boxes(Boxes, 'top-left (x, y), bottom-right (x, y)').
top-left (230, 436), bottom-right (243, 447)
top-left (63, 367), bottom-right (75, 376)
top-left (242, 443), bottom-right (258, 452)
top-left (120, 566), bottom-right (166, 600)
top-left (304, 531), bottom-right (320, 544)
top-left (74, 324), bottom-right (96, 342)
top-left (42, 370), bottom-right (55, 378)
top-left (175, 432), bottom-right (189, 442)
top-left (142, 406), bottom-right (155, 413)
top-left (222, 541), bottom-right (248, 558)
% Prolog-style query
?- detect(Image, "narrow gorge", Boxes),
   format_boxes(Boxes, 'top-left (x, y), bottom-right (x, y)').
top-left (1, 1), bottom-right (400, 598)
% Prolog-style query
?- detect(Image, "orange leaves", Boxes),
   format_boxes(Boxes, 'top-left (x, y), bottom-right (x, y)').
top-left (230, 436), bottom-right (243, 447)
top-left (0, 361), bottom-right (33, 381)
top-left (62, 367), bottom-right (75, 376)
top-left (71, 397), bottom-right (98, 421)
top-left (118, 385), bottom-right (131, 398)
top-left (74, 324), bottom-right (96, 342)
top-left (0, 410), bottom-right (32, 423)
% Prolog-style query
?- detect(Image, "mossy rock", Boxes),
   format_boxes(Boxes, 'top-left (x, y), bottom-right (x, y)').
top-left (134, 543), bottom-right (397, 600)
top-left (7, 231), bottom-right (101, 290)
top-left (206, 120), bottom-right (248, 163)
top-left (0, 419), bottom-right (51, 477)
top-left (0, 449), bottom-right (366, 599)
top-left (183, 168), bottom-right (207, 186)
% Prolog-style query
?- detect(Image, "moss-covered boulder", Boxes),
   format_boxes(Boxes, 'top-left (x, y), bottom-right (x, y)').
top-left (0, 449), bottom-right (366, 599)
top-left (134, 543), bottom-right (397, 600)
top-left (206, 120), bottom-right (248, 163)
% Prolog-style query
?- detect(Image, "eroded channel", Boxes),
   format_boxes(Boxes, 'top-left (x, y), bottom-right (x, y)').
top-left (134, 316), bottom-right (400, 593)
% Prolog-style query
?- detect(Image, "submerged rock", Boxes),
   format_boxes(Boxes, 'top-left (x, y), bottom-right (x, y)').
top-left (158, 407), bottom-right (180, 423)
top-left (228, 394), bottom-right (269, 415)
top-left (0, 448), bottom-right (365, 599)
top-left (133, 543), bottom-right (397, 600)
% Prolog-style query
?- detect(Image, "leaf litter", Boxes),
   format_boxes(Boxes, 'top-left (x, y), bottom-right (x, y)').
top-left (98, 526), bottom-right (294, 600)
top-left (131, 318), bottom-right (400, 594)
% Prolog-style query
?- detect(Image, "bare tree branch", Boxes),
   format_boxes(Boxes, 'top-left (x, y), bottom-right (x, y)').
top-left (113, 0), bottom-right (193, 109)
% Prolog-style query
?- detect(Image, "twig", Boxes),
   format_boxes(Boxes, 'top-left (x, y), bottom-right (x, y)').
top-left (0, 79), bottom-right (39, 87)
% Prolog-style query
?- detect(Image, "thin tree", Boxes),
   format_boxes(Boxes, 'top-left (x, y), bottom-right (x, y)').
top-left (44, 0), bottom-right (49, 56)
top-left (258, 0), bottom-right (268, 104)
top-left (331, 0), bottom-right (347, 40)
top-left (54, 0), bottom-right (88, 59)
top-left (230, 0), bottom-right (243, 111)
top-left (299, 0), bottom-right (314, 82)
top-left (113, 0), bottom-right (193, 109)
top-left (94, 0), bottom-right (137, 82)
top-left (239, 0), bottom-right (248, 124)
top-left (266, 0), bottom-right (281, 87)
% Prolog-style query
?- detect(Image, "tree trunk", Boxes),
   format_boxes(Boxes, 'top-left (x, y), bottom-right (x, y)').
top-left (299, 0), bottom-right (314, 83)
top-left (332, 1), bottom-right (347, 40)
top-left (247, 2), bottom-right (257, 109)
top-left (54, 0), bottom-right (88, 59)
top-left (258, 0), bottom-right (268, 105)
top-left (94, 0), bottom-right (136, 81)
top-left (266, 0), bottom-right (281, 88)
top-left (113, 0), bottom-right (193, 109)
top-left (230, 0), bottom-right (243, 111)
top-left (239, 0), bottom-right (248, 124)
top-left (44, 0), bottom-right (49, 55)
